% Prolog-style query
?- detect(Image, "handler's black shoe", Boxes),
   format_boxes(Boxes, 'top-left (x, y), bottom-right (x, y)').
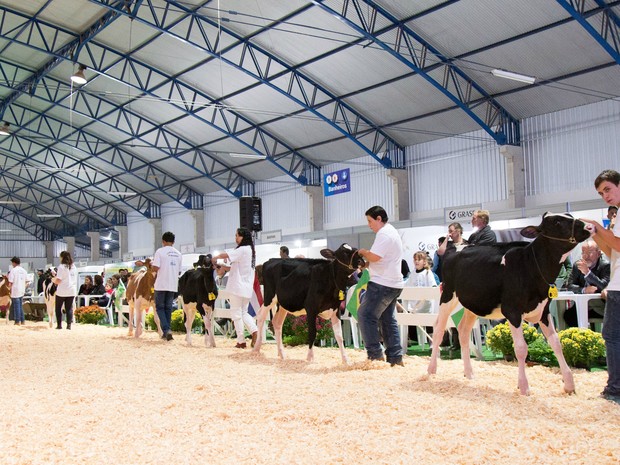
top-left (388, 357), bottom-right (404, 367)
top-left (166, 332), bottom-right (174, 341)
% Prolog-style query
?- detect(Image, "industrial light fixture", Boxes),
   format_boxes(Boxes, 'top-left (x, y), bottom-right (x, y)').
top-left (491, 69), bottom-right (536, 84)
top-left (37, 213), bottom-right (62, 218)
top-left (107, 190), bottom-right (137, 196)
top-left (70, 64), bottom-right (88, 85)
top-left (0, 229), bottom-right (12, 232)
top-left (0, 122), bottom-right (10, 136)
top-left (229, 152), bottom-right (267, 160)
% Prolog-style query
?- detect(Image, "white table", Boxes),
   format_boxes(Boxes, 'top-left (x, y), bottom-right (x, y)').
top-left (553, 292), bottom-right (602, 328)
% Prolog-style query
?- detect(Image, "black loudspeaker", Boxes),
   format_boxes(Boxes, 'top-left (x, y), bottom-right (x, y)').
top-left (239, 196), bottom-right (262, 232)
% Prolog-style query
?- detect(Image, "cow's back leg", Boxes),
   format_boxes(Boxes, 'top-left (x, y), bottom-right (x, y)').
top-left (329, 311), bottom-right (349, 365)
top-left (46, 299), bottom-right (54, 328)
top-left (127, 299), bottom-right (135, 337)
top-left (181, 298), bottom-right (196, 345)
top-left (428, 296), bottom-right (459, 375)
top-left (272, 307), bottom-right (288, 359)
top-left (538, 316), bottom-right (575, 394)
top-left (457, 309), bottom-right (478, 379)
top-left (201, 303), bottom-right (216, 348)
top-left (252, 298), bottom-right (276, 354)
top-left (508, 321), bottom-right (530, 395)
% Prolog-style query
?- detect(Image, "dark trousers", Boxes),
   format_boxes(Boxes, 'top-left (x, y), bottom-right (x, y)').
top-left (55, 296), bottom-right (75, 328)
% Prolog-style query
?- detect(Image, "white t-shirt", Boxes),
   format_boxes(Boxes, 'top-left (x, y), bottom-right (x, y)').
top-left (225, 246), bottom-right (254, 299)
top-left (608, 219), bottom-right (620, 291)
top-left (369, 223), bottom-right (404, 289)
top-left (153, 245), bottom-right (182, 292)
top-left (8, 265), bottom-right (27, 298)
top-left (56, 264), bottom-right (77, 297)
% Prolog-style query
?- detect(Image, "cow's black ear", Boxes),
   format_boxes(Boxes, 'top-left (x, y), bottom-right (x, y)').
top-left (520, 226), bottom-right (540, 239)
top-left (320, 249), bottom-right (335, 259)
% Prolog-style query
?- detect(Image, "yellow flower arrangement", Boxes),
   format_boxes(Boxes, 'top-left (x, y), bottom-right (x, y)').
top-left (558, 327), bottom-right (606, 369)
top-left (74, 305), bottom-right (106, 325)
top-left (485, 322), bottom-right (541, 360)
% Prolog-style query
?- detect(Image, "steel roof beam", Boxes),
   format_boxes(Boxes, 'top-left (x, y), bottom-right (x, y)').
top-left (312, 0), bottom-right (521, 146)
top-left (90, 0), bottom-right (405, 168)
top-left (0, 205), bottom-right (56, 242)
top-left (556, 0), bottom-right (620, 65)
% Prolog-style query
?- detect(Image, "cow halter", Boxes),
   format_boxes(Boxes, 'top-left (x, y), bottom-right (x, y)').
top-left (539, 217), bottom-right (578, 244)
top-left (334, 250), bottom-right (359, 272)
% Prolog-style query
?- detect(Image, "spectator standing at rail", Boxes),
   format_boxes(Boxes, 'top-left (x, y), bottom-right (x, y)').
top-left (468, 209), bottom-right (497, 245)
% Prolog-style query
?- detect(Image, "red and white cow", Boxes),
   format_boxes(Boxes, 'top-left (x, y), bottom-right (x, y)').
top-left (0, 276), bottom-right (11, 324)
top-left (125, 259), bottom-right (160, 338)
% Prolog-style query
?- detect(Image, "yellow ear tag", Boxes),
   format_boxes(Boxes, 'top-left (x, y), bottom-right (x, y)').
top-left (548, 284), bottom-right (558, 299)
top-left (339, 290), bottom-right (344, 301)
top-left (208, 292), bottom-right (216, 300)
top-left (150, 287), bottom-right (154, 293)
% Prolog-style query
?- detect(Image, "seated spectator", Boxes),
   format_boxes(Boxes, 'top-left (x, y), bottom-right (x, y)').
top-left (432, 236), bottom-right (445, 282)
top-left (404, 251), bottom-right (438, 313)
top-left (468, 209), bottom-right (497, 245)
top-left (92, 280), bottom-right (114, 308)
top-left (78, 275), bottom-right (94, 307)
top-left (607, 205), bottom-right (617, 230)
top-left (564, 240), bottom-right (610, 327)
top-left (90, 274), bottom-right (106, 297)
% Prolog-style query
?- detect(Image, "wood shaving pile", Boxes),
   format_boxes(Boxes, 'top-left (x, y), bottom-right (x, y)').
top-left (1, 322), bottom-right (618, 465)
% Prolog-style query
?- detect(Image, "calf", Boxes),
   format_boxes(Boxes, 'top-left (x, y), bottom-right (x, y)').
top-left (125, 259), bottom-right (160, 338)
top-left (0, 276), bottom-right (11, 324)
top-left (428, 212), bottom-right (591, 395)
top-left (178, 255), bottom-right (218, 346)
top-left (253, 244), bottom-right (361, 363)
top-left (42, 269), bottom-right (57, 328)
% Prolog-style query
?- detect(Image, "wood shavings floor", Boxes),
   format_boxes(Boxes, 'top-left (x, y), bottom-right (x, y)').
top-left (1, 322), bottom-right (618, 465)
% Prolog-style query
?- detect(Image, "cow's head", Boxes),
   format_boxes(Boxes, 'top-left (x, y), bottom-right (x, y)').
top-left (135, 258), bottom-right (152, 270)
top-left (194, 254), bottom-right (214, 269)
top-left (320, 243), bottom-right (362, 272)
top-left (520, 212), bottom-right (590, 247)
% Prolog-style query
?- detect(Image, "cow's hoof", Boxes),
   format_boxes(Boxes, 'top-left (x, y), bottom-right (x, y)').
top-left (564, 387), bottom-right (576, 395)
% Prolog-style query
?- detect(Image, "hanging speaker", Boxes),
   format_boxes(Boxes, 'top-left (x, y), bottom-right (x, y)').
top-left (239, 196), bottom-right (262, 232)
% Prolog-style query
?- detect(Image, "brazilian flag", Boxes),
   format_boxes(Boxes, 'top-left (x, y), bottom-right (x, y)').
top-left (345, 269), bottom-right (370, 319)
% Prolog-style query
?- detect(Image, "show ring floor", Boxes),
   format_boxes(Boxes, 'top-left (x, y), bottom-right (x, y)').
top-left (1, 322), bottom-right (618, 465)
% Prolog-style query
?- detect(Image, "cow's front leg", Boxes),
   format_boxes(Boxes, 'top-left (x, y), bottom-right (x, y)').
top-left (127, 301), bottom-right (135, 337)
top-left (202, 303), bottom-right (216, 348)
top-left (133, 298), bottom-right (144, 338)
top-left (457, 309), bottom-right (478, 379)
top-left (428, 297), bottom-right (458, 375)
top-left (539, 316), bottom-right (575, 394)
top-left (329, 312), bottom-right (349, 365)
top-left (272, 307), bottom-right (288, 359)
top-left (508, 321), bottom-right (530, 395)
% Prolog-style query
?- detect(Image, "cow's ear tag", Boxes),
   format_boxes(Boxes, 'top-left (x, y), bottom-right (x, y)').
top-left (208, 292), bottom-right (216, 300)
top-left (339, 290), bottom-right (344, 301)
top-left (548, 284), bottom-right (558, 299)
top-left (150, 287), bottom-right (154, 293)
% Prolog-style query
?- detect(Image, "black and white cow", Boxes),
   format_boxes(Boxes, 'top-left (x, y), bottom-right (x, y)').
top-left (42, 269), bottom-right (57, 328)
top-left (178, 255), bottom-right (219, 347)
top-left (253, 244), bottom-right (361, 364)
top-left (428, 212), bottom-right (591, 395)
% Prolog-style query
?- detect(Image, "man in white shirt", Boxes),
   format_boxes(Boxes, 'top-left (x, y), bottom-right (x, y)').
top-left (8, 256), bottom-right (28, 325)
top-left (357, 206), bottom-right (405, 366)
top-left (152, 231), bottom-right (182, 341)
top-left (583, 169), bottom-right (620, 405)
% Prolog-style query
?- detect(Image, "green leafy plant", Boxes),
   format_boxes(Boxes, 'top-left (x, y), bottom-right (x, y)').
top-left (558, 327), bottom-right (606, 369)
top-left (282, 314), bottom-right (334, 347)
top-left (527, 338), bottom-right (558, 366)
top-left (74, 305), bottom-right (106, 325)
top-left (485, 322), bottom-right (542, 360)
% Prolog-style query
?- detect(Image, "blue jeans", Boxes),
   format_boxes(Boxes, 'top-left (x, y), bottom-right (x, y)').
top-left (603, 291), bottom-right (620, 396)
top-left (12, 297), bottom-right (24, 323)
top-left (357, 281), bottom-right (402, 362)
top-left (155, 291), bottom-right (175, 335)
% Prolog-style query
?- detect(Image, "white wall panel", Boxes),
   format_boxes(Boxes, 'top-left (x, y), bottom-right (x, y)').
top-left (204, 194), bottom-right (240, 247)
top-left (161, 203), bottom-right (195, 247)
top-left (407, 129), bottom-right (506, 212)
top-left (323, 161), bottom-right (394, 229)
top-left (127, 212), bottom-right (156, 256)
top-left (523, 99), bottom-right (620, 199)
top-left (255, 176), bottom-right (311, 234)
